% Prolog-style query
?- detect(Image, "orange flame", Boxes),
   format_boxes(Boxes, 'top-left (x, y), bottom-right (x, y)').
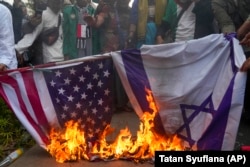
top-left (47, 89), bottom-right (184, 163)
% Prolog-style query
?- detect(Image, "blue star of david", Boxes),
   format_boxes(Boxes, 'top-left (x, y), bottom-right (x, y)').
top-left (175, 94), bottom-right (216, 148)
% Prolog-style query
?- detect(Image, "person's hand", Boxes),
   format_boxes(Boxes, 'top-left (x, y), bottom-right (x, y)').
top-left (240, 32), bottom-right (250, 47)
top-left (156, 35), bottom-right (164, 44)
top-left (16, 50), bottom-right (24, 67)
top-left (0, 64), bottom-right (7, 72)
top-left (240, 57), bottom-right (250, 72)
top-left (125, 36), bottom-right (134, 49)
top-left (64, 55), bottom-right (70, 60)
top-left (125, 30), bottom-right (135, 49)
top-left (83, 16), bottom-right (95, 26)
top-left (237, 20), bottom-right (250, 40)
top-left (30, 14), bottom-right (42, 27)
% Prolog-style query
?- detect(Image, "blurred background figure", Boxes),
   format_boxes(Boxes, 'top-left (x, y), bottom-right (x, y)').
top-left (84, 0), bottom-right (119, 53)
top-left (63, 0), bottom-right (96, 60)
top-left (12, 0), bottom-right (28, 44)
top-left (15, 0), bottom-right (64, 65)
top-left (127, 0), bottom-right (168, 49)
top-left (116, 0), bottom-right (131, 49)
top-left (212, 0), bottom-right (250, 121)
top-left (18, 0), bottom-right (47, 67)
top-left (156, 0), bottom-right (216, 44)
top-left (84, 0), bottom-right (133, 112)
top-left (114, 0), bottom-right (132, 112)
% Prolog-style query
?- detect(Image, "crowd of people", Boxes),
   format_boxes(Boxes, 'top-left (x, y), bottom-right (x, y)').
top-left (0, 0), bottom-right (250, 114)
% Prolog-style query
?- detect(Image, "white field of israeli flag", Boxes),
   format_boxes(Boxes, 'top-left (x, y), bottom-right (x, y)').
top-left (111, 34), bottom-right (247, 150)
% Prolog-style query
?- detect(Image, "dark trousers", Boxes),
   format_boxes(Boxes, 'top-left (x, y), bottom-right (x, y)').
top-left (244, 71), bottom-right (250, 110)
top-left (244, 52), bottom-right (250, 114)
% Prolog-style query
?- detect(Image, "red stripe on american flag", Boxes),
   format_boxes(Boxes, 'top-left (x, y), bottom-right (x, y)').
top-left (22, 71), bottom-right (50, 132)
top-left (0, 78), bottom-right (15, 114)
top-left (0, 62), bottom-right (56, 75)
top-left (0, 74), bottom-right (49, 145)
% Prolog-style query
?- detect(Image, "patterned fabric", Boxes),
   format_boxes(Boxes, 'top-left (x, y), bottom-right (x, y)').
top-left (131, 0), bottom-right (168, 40)
top-left (96, 3), bottom-right (119, 53)
top-left (129, 0), bottom-right (168, 48)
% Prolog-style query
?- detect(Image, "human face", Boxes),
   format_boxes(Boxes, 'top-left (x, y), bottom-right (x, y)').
top-left (77, 0), bottom-right (88, 8)
top-left (48, 0), bottom-right (63, 14)
top-left (103, 0), bottom-right (116, 5)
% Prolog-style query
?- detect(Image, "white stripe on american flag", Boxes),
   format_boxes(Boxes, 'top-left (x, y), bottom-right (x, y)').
top-left (0, 72), bottom-right (49, 147)
top-left (33, 71), bottom-right (60, 129)
top-left (15, 72), bottom-right (38, 122)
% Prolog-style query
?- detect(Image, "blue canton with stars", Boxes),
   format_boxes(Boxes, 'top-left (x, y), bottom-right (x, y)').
top-left (43, 58), bottom-right (114, 141)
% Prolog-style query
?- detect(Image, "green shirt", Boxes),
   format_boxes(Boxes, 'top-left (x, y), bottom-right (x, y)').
top-left (63, 4), bottom-right (95, 59)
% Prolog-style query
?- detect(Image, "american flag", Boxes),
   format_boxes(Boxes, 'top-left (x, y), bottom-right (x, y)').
top-left (0, 56), bottom-right (114, 148)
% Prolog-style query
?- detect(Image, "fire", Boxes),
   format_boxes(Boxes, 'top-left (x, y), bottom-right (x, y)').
top-left (47, 121), bottom-right (89, 163)
top-left (47, 89), bottom-right (184, 163)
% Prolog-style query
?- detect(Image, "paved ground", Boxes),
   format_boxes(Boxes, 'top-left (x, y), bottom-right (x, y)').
top-left (7, 111), bottom-right (250, 167)
top-left (8, 145), bottom-right (153, 167)
top-left (9, 111), bottom-right (147, 167)
top-left (234, 110), bottom-right (250, 150)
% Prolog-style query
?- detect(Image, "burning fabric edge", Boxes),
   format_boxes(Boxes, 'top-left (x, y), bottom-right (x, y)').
top-left (0, 33), bottom-right (245, 163)
top-left (46, 89), bottom-right (185, 163)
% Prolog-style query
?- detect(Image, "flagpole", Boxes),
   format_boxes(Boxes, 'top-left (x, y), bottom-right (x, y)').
top-left (55, 52), bottom-right (112, 66)
top-left (0, 52), bottom-right (114, 75)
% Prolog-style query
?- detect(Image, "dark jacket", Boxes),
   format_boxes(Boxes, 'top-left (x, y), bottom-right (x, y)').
top-left (212, 0), bottom-right (250, 33)
top-left (193, 0), bottom-right (215, 39)
top-left (157, 0), bottom-right (216, 41)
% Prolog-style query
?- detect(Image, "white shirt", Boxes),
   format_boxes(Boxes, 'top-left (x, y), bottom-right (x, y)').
top-left (175, 2), bottom-right (196, 42)
top-left (0, 4), bottom-right (17, 69)
top-left (15, 7), bottom-right (64, 63)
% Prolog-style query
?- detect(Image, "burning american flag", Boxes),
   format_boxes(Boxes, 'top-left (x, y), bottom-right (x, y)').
top-left (0, 55), bottom-right (114, 148)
